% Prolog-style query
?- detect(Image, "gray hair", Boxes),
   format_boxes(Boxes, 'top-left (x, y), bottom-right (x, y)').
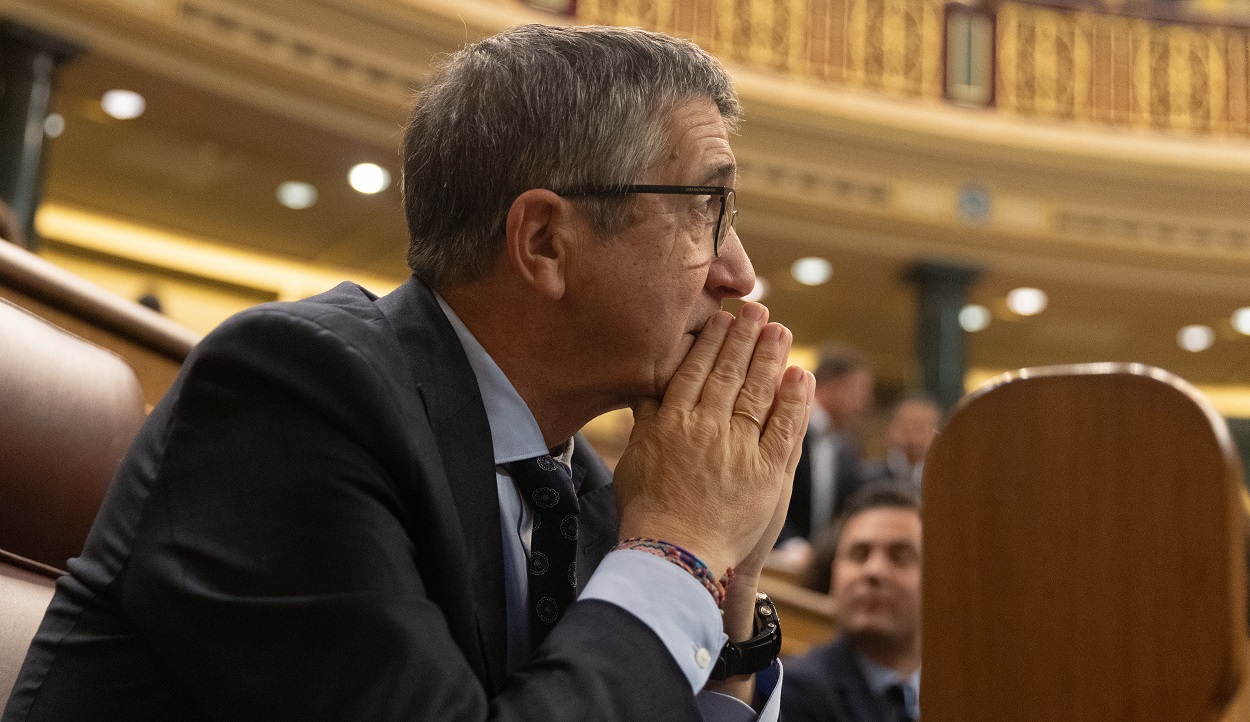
top-left (401, 24), bottom-right (741, 290)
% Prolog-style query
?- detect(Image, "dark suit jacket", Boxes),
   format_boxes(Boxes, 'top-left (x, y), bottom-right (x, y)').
top-left (2, 278), bottom-right (700, 721)
top-left (781, 636), bottom-right (894, 722)
top-left (779, 429), bottom-right (865, 543)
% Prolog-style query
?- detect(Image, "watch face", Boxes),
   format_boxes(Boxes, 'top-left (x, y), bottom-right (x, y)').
top-left (710, 594), bottom-right (782, 680)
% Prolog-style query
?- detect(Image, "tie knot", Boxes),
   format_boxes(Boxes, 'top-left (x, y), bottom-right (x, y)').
top-left (504, 455), bottom-right (578, 514)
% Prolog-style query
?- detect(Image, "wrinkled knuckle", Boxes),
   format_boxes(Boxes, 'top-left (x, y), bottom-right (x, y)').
top-left (766, 412), bottom-right (799, 440)
top-left (707, 365), bottom-right (740, 387)
top-left (672, 364), bottom-right (705, 385)
top-left (689, 416), bottom-right (720, 443)
top-left (735, 380), bottom-right (770, 410)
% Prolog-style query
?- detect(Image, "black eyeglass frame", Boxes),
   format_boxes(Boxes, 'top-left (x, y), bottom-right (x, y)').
top-left (556, 184), bottom-right (737, 256)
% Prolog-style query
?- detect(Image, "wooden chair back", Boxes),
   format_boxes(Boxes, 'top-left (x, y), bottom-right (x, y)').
top-left (921, 364), bottom-right (1248, 721)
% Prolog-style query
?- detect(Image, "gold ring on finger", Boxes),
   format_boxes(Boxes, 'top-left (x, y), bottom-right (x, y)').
top-left (732, 410), bottom-right (764, 433)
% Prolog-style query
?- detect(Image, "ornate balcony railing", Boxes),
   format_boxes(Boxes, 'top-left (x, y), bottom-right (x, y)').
top-left (575, 0), bottom-right (1250, 138)
top-left (998, 2), bottom-right (1250, 134)
top-left (578, 0), bottom-right (947, 100)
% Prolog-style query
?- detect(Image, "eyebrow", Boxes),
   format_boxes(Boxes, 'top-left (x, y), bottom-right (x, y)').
top-left (697, 162), bottom-right (736, 187)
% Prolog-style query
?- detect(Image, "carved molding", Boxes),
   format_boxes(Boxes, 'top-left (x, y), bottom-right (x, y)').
top-left (736, 152), bottom-right (1250, 272)
top-left (2, 0), bottom-right (490, 146)
top-left (1055, 206), bottom-right (1250, 260)
top-left (737, 157), bottom-right (893, 213)
top-left (174, 0), bottom-right (426, 106)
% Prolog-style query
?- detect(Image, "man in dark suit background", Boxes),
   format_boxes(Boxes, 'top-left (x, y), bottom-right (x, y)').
top-left (3, 25), bottom-right (815, 721)
top-left (776, 344), bottom-right (874, 562)
top-left (782, 484), bottom-right (922, 722)
top-left (859, 394), bottom-right (942, 493)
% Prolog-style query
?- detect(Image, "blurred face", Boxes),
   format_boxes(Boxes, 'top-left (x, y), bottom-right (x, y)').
top-left (888, 401), bottom-right (940, 465)
top-left (817, 369), bottom-right (874, 428)
top-left (830, 507), bottom-right (922, 650)
top-left (567, 98), bottom-right (755, 402)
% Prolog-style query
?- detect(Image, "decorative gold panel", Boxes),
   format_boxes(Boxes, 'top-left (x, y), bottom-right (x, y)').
top-left (997, 2), bottom-right (1249, 137)
top-left (579, 0), bottom-right (1249, 137)
top-left (578, 0), bottom-right (945, 100)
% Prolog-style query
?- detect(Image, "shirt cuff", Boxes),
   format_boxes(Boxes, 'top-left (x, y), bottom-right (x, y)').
top-left (579, 548), bottom-right (726, 691)
top-left (694, 659), bottom-right (783, 722)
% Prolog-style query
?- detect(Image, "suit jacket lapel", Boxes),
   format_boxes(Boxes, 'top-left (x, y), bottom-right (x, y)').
top-left (830, 636), bottom-right (886, 722)
top-left (377, 277), bottom-right (508, 693)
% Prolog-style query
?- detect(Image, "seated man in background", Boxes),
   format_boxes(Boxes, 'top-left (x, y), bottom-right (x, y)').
top-left (783, 485), bottom-right (922, 722)
top-left (860, 394), bottom-right (942, 492)
top-left (4, 25), bottom-right (814, 721)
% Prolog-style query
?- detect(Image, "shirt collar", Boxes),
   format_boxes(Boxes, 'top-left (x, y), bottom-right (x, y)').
top-left (855, 650), bottom-right (920, 707)
top-left (808, 403), bottom-right (831, 436)
top-left (435, 293), bottom-right (570, 466)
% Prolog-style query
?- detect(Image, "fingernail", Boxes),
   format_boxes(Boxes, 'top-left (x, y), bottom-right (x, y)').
top-left (708, 312), bottom-right (731, 330)
top-left (762, 324), bottom-right (782, 342)
top-left (741, 303), bottom-right (765, 322)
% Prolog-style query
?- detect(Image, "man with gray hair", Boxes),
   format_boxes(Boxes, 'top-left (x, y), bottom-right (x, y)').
top-left (4, 24), bottom-right (813, 721)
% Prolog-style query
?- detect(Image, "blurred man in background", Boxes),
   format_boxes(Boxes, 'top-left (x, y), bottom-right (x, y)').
top-left (860, 394), bottom-right (942, 492)
top-left (777, 344), bottom-right (874, 558)
top-left (783, 484), bottom-right (922, 722)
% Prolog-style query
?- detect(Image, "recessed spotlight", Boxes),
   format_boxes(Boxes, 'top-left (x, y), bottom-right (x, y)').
top-left (1233, 307), bottom-right (1250, 336)
top-left (348, 163), bottom-right (391, 194)
top-left (959, 304), bottom-right (991, 332)
top-left (791, 257), bottom-right (832, 286)
top-left (1177, 325), bottom-right (1215, 352)
top-left (276, 181), bottom-right (318, 210)
top-left (44, 113), bottom-right (65, 138)
top-left (101, 89), bottom-right (146, 120)
top-left (743, 278), bottom-right (769, 302)
top-left (1006, 287), bottom-right (1047, 316)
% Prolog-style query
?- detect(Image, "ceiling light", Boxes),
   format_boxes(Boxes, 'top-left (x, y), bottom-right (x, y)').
top-left (791, 257), bottom-right (832, 286)
top-left (743, 278), bottom-right (769, 302)
top-left (1233, 307), bottom-right (1250, 336)
top-left (44, 113), bottom-right (65, 138)
top-left (348, 163), bottom-right (391, 194)
top-left (959, 304), bottom-right (991, 332)
top-left (276, 181), bottom-right (318, 210)
top-left (1177, 325), bottom-right (1215, 352)
top-left (1006, 287), bottom-right (1047, 316)
top-left (101, 89), bottom-right (146, 120)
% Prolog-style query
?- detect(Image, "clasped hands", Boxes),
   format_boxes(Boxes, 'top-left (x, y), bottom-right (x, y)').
top-left (615, 301), bottom-right (815, 602)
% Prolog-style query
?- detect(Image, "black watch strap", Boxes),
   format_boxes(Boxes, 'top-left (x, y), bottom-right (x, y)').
top-left (709, 592), bottom-right (782, 680)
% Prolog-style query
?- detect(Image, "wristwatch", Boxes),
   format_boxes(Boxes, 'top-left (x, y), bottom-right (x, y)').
top-left (709, 592), bottom-right (782, 680)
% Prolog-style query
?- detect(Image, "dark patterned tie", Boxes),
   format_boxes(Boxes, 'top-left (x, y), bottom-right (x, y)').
top-left (884, 683), bottom-right (915, 722)
top-left (504, 454), bottom-right (579, 649)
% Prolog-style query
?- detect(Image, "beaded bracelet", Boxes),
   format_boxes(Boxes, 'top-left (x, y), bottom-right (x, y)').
top-left (614, 537), bottom-right (728, 607)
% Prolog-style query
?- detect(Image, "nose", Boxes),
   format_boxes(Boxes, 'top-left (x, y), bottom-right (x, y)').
top-left (706, 227), bottom-right (755, 300)
top-left (861, 549), bottom-right (892, 580)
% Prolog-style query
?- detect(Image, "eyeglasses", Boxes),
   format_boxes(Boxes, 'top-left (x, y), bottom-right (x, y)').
top-left (556, 184), bottom-right (737, 256)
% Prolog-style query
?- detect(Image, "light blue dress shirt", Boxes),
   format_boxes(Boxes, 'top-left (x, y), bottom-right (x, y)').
top-left (435, 295), bottom-right (779, 720)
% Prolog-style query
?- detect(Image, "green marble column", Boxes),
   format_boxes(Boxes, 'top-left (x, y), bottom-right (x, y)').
top-left (0, 22), bottom-right (80, 248)
top-left (903, 260), bottom-right (982, 411)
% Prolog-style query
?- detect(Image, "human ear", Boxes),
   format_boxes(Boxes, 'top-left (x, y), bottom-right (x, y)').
top-left (504, 188), bottom-right (569, 301)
